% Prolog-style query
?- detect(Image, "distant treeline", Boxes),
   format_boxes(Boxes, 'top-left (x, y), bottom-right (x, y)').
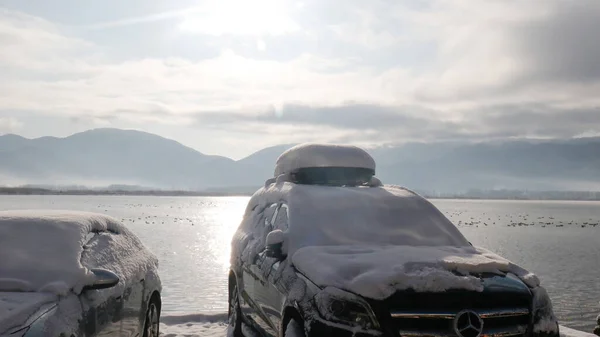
top-left (420, 189), bottom-right (600, 201)
top-left (0, 187), bottom-right (252, 197)
top-left (1, 186), bottom-right (600, 200)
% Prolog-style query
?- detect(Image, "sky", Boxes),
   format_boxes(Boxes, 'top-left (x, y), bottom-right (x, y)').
top-left (0, 0), bottom-right (599, 159)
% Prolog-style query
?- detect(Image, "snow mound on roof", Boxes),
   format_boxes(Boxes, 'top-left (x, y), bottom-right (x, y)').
top-left (274, 143), bottom-right (376, 177)
top-left (292, 245), bottom-right (538, 300)
top-left (0, 210), bottom-right (132, 295)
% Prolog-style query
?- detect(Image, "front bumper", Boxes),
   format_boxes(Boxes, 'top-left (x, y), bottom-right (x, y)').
top-left (306, 316), bottom-right (560, 337)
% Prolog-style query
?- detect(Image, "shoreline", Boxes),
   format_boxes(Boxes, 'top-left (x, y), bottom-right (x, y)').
top-left (1, 188), bottom-right (600, 201)
top-left (0, 187), bottom-right (600, 201)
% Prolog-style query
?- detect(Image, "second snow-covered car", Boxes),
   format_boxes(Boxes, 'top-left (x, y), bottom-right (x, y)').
top-left (228, 144), bottom-right (559, 337)
top-left (0, 210), bottom-right (162, 337)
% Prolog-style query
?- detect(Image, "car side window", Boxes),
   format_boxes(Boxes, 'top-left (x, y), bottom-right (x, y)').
top-left (273, 204), bottom-right (289, 231)
top-left (263, 203), bottom-right (278, 231)
top-left (81, 231), bottom-right (113, 269)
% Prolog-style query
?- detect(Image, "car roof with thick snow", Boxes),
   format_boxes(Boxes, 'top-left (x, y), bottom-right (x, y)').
top-left (274, 143), bottom-right (376, 176)
top-left (0, 210), bottom-right (154, 294)
top-left (243, 143), bottom-right (471, 255)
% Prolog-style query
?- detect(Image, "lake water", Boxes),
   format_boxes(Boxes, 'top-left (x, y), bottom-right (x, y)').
top-left (0, 196), bottom-right (599, 333)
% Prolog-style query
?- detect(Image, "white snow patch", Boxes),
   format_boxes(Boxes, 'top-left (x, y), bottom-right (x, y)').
top-left (533, 317), bottom-right (559, 333)
top-left (560, 326), bottom-right (598, 337)
top-left (161, 322), bottom-right (227, 337)
top-left (159, 314), bottom-right (232, 337)
top-left (274, 143), bottom-right (375, 176)
top-left (292, 244), bottom-right (542, 300)
top-left (292, 245), bottom-right (510, 299)
top-left (0, 292), bottom-right (56, 334)
top-left (532, 286), bottom-right (559, 334)
top-left (162, 313), bottom-right (228, 325)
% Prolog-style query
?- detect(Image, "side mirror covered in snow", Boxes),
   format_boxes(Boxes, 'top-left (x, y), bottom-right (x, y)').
top-left (83, 268), bottom-right (120, 291)
top-left (265, 230), bottom-right (286, 260)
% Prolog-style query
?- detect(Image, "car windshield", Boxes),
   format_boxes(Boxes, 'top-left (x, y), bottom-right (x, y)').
top-left (286, 185), bottom-right (471, 253)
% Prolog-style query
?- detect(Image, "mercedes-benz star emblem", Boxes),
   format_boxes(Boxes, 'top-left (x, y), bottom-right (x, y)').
top-left (453, 310), bottom-right (484, 337)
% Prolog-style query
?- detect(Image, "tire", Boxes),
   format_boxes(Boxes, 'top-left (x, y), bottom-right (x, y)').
top-left (228, 282), bottom-right (243, 337)
top-left (143, 298), bottom-right (160, 337)
top-left (285, 318), bottom-right (306, 337)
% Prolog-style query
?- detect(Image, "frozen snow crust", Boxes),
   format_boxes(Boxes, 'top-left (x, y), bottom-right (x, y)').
top-left (292, 245), bottom-right (538, 300)
top-left (274, 143), bottom-right (376, 176)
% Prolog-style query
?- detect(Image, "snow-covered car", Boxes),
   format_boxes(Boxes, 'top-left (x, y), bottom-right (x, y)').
top-left (0, 211), bottom-right (162, 337)
top-left (228, 144), bottom-right (560, 337)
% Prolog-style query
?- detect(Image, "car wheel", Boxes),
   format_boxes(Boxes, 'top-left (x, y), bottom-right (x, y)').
top-left (285, 318), bottom-right (306, 337)
top-left (228, 282), bottom-right (243, 337)
top-left (143, 300), bottom-right (160, 337)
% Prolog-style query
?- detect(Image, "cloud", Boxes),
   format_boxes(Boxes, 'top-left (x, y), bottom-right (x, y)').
top-left (189, 102), bottom-right (600, 144)
top-left (179, 0), bottom-right (300, 36)
top-left (408, 0), bottom-right (600, 105)
top-left (511, 1), bottom-right (600, 83)
top-left (82, 7), bottom-right (194, 29)
top-left (1, 0), bottom-right (600, 153)
top-left (0, 117), bottom-right (22, 133)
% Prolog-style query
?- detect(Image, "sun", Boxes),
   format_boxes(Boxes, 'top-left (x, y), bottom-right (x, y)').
top-left (180, 0), bottom-right (299, 36)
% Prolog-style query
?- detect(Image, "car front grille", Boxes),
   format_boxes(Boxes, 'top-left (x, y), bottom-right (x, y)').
top-left (389, 307), bottom-right (530, 337)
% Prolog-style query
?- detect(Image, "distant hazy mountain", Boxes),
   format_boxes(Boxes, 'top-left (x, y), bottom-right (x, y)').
top-left (0, 129), bottom-right (241, 189)
top-left (1, 128), bottom-right (600, 192)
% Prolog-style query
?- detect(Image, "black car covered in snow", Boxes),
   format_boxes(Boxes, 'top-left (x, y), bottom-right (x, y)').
top-left (0, 211), bottom-right (162, 337)
top-left (228, 144), bottom-right (559, 337)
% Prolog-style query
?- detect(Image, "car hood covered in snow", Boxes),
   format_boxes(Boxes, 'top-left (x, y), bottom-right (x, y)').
top-left (291, 245), bottom-right (539, 300)
top-left (0, 292), bottom-right (57, 334)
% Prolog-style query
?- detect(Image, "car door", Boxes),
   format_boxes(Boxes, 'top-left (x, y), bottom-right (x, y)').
top-left (81, 230), bottom-right (143, 337)
top-left (80, 231), bottom-right (126, 336)
top-left (242, 203), bottom-right (278, 334)
top-left (254, 203), bottom-right (290, 335)
top-left (119, 267), bottom-right (145, 336)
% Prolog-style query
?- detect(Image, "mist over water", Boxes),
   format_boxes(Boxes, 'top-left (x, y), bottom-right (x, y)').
top-left (1, 196), bottom-right (598, 332)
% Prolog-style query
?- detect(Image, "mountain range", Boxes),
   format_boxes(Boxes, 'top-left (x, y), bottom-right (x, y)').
top-left (1, 128), bottom-right (600, 193)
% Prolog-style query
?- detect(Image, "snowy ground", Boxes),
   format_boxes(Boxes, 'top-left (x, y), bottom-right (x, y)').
top-left (160, 313), bottom-right (596, 337)
top-left (160, 313), bottom-right (228, 337)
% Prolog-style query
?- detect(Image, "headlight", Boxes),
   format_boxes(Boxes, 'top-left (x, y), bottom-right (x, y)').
top-left (314, 287), bottom-right (380, 330)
